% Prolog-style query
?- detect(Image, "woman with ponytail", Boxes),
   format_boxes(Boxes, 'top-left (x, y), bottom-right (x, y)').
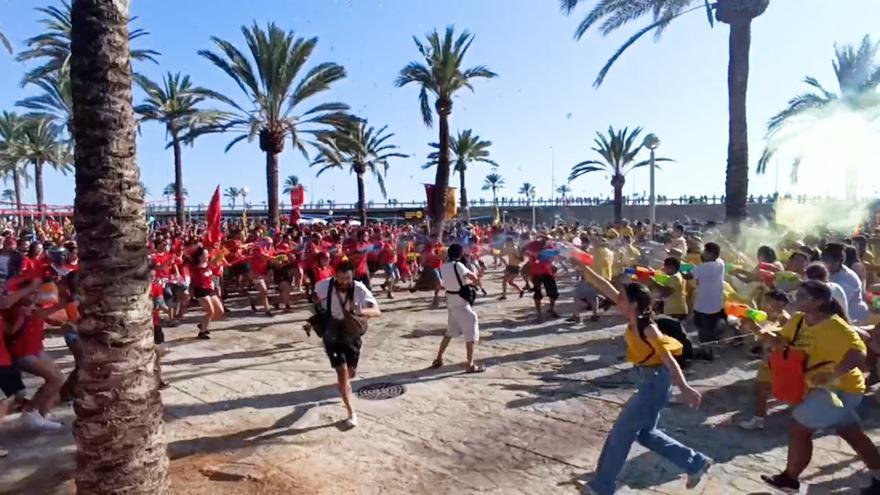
top-left (762, 280), bottom-right (880, 493)
top-left (577, 263), bottom-right (711, 495)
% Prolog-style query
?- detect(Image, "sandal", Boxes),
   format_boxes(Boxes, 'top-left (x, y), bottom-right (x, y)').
top-left (429, 358), bottom-right (443, 369)
top-left (196, 332), bottom-right (210, 340)
top-left (465, 364), bottom-right (486, 374)
top-left (761, 473), bottom-right (799, 492)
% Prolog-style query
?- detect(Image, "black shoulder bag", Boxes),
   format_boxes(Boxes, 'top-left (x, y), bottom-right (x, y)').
top-left (306, 280), bottom-right (334, 338)
top-left (449, 262), bottom-right (478, 305)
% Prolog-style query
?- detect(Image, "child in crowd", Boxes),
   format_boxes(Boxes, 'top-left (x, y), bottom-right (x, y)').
top-left (685, 242), bottom-right (726, 343)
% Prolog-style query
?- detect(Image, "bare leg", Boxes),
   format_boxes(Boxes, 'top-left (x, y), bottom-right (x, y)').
top-left (465, 341), bottom-right (476, 368)
top-left (336, 366), bottom-right (354, 420)
top-left (784, 421), bottom-right (814, 479)
top-left (279, 281), bottom-right (292, 309)
top-left (435, 336), bottom-right (452, 364)
top-left (754, 381), bottom-right (770, 418)
top-left (197, 297), bottom-right (214, 334)
top-left (837, 425), bottom-right (880, 469)
top-left (18, 357), bottom-right (63, 416)
top-left (210, 296), bottom-right (225, 320)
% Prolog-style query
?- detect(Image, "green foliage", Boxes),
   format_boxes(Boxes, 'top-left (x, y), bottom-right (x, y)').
top-left (164, 183), bottom-right (188, 197)
top-left (310, 120), bottom-right (408, 198)
top-left (134, 72), bottom-right (229, 145)
top-left (518, 182), bottom-right (536, 199)
top-left (482, 172), bottom-right (505, 192)
top-left (569, 126), bottom-right (672, 182)
top-left (423, 129), bottom-right (498, 172)
top-left (395, 26), bottom-right (496, 127)
top-left (282, 175), bottom-right (303, 194)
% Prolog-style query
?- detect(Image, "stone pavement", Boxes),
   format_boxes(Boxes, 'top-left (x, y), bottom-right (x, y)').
top-left (1, 268), bottom-right (877, 494)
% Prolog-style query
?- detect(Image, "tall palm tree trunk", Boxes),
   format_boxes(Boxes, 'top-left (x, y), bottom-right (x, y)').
top-left (69, 1), bottom-right (169, 493)
top-left (34, 161), bottom-right (44, 218)
top-left (266, 151), bottom-right (280, 228)
top-left (433, 100), bottom-right (452, 236)
top-left (458, 167), bottom-right (469, 221)
top-left (492, 187), bottom-right (497, 206)
top-left (12, 168), bottom-right (22, 225)
top-left (724, 19), bottom-right (752, 226)
top-left (171, 134), bottom-right (185, 225)
top-left (356, 171), bottom-right (367, 226)
top-left (611, 174), bottom-right (625, 223)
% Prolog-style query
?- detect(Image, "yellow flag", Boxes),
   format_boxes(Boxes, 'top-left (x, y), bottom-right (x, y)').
top-left (445, 187), bottom-right (457, 219)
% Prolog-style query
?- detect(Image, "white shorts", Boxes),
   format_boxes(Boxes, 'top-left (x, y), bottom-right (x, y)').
top-left (446, 304), bottom-right (480, 342)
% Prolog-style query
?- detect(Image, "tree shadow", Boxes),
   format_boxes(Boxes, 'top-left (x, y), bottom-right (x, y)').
top-left (161, 341), bottom-right (305, 367)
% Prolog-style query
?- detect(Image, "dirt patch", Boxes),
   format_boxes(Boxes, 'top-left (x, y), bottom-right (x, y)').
top-left (170, 453), bottom-right (326, 495)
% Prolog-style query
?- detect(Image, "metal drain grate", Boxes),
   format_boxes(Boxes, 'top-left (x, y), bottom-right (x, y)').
top-left (355, 382), bottom-right (406, 400)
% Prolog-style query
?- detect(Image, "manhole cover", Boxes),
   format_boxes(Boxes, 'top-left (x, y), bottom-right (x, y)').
top-left (356, 382), bottom-right (406, 400)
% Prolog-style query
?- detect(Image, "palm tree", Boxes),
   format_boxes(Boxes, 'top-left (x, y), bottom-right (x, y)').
top-left (424, 129), bottom-right (497, 220)
top-left (395, 26), bottom-right (496, 233)
top-left (139, 182), bottom-right (150, 198)
top-left (69, 0), bottom-right (168, 492)
top-left (0, 29), bottom-right (12, 54)
top-left (198, 22), bottom-right (351, 228)
top-left (0, 112), bottom-right (28, 216)
top-left (163, 183), bottom-right (187, 200)
top-left (568, 126), bottom-right (673, 222)
top-left (282, 175), bottom-right (304, 194)
top-left (482, 172), bottom-right (505, 205)
top-left (561, 0), bottom-right (769, 225)
top-left (224, 186), bottom-right (241, 207)
top-left (15, 116), bottom-right (72, 215)
top-left (519, 182), bottom-right (536, 204)
top-left (311, 120), bottom-right (408, 225)
top-left (556, 184), bottom-right (572, 202)
top-left (1, 189), bottom-right (15, 204)
top-left (134, 72), bottom-right (226, 225)
top-left (18, 0), bottom-right (159, 83)
top-left (17, 64), bottom-right (74, 132)
top-left (757, 35), bottom-right (880, 197)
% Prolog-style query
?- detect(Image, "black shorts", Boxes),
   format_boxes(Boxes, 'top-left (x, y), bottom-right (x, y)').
top-left (0, 366), bottom-right (24, 397)
top-left (193, 287), bottom-right (213, 299)
top-left (504, 265), bottom-right (521, 276)
top-left (323, 336), bottom-right (362, 369)
top-left (532, 274), bottom-right (559, 301)
top-left (694, 310), bottom-right (726, 343)
top-left (229, 262), bottom-right (249, 278)
top-left (154, 325), bottom-right (165, 345)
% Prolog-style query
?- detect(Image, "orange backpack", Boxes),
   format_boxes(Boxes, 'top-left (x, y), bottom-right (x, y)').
top-left (768, 316), bottom-right (830, 404)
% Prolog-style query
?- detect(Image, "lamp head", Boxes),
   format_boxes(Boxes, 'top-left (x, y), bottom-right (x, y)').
top-left (642, 133), bottom-right (661, 150)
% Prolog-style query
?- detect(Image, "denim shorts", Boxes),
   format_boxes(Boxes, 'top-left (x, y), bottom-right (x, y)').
top-left (793, 389), bottom-right (862, 430)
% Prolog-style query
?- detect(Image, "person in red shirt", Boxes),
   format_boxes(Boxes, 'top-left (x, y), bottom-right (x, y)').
top-left (4, 276), bottom-right (65, 431)
top-left (191, 247), bottom-right (225, 338)
top-left (248, 238), bottom-right (275, 317)
top-left (396, 235), bottom-right (414, 290)
top-left (0, 278), bottom-right (44, 435)
top-left (311, 252), bottom-right (335, 284)
top-left (378, 235), bottom-right (399, 299)
top-left (525, 236), bottom-right (560, 322)
top-left (344, 236), bottom-right (371, 289)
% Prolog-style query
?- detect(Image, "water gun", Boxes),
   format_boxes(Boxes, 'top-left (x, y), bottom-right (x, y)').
top-left (774, 271), bottom-right (801, 293)
top-left (866, 293), bottom-right (880, 311)
top-left (558, 243), bottom-right (594, 266)
top-left (725, 262), bottom-right (739, 274)
top-left (538, 248), bottom-right (559, 262)
top-left (625, 266), bottom-right (655, 282)
top-left (653, 273), bottom-right (671, 286)
top-left (679, 263), bottom-right (695, 274)
top-left (725, 302), bottom-right (768, 323)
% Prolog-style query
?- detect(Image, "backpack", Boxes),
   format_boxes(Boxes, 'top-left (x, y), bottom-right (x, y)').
top-left (768, 315), bottom-right (831, 404)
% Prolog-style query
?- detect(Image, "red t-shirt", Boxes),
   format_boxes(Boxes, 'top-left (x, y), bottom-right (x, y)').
top-left (8, 310), bottom-right (45, 358)
top-left (378, 242), bottom-right (396, 265)
top-left (250, 247), bottom-right (273, 276)
top-left (348, 243), bottom-right (370, 277)
top-left (423, 243), bottom-right (443, 270)
top-left (192, 266), bottom-right (214, 291)
top-left (0, 319), bottom-right (9, 366)
top-left (312, 265), bottom-right (334, 282)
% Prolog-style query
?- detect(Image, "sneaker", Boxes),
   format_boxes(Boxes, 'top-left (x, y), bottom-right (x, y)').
top-left (761, 473), bottom-right (800, 492)
top-left (20, 411), bottom-right (63, 432)
top-left (686, 458), bottom-right (713, 489)
top-left (344, 413), bottom-right (358, 429)
top-left (738, 417), bottom-right (765, 430)
top-left (0, 448), bottom-right (7, 457)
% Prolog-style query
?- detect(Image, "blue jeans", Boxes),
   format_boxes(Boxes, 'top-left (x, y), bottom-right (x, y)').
top-left (589, 366), bottom-right (709, 495)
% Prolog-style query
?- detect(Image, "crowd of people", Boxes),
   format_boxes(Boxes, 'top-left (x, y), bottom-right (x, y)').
top-left (3, 212), bottom-right (880, 493)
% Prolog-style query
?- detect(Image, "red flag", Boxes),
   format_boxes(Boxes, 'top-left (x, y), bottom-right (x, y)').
top-left (205, 186), bottom-right (221, 245)
top-left (424, 184), bottom-right (435, 216)
top-left (290, 185), bottom-right (305, 208)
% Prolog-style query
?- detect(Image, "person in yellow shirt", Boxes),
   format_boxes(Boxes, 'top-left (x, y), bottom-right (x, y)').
top-left (591, 237), bottom-right (614, 281)
top-left (651, 257), bottom-right (688, 319)
top-left (576, 262), bottom-right (711, 494)
top-left (762, 280), bottom-right (880, 493)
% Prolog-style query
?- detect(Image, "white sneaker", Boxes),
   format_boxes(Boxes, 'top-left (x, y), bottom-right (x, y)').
top-left (0, 448), bottom-right (7, 458)
top-left (20, 411), bottom-right (63, 432)
top-left (738, 416), bottom-right (765, 430)
top-left (344, 413), bottom-right (358, 429)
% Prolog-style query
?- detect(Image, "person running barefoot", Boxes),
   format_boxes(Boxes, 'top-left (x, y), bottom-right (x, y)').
top-left (432, 244), bottom-right (484, 373)
top-left (499, 238), bottom-right (525, 301)
top-left (313, 262), bottom-right (381, 428)
top-left (191, 247), bottom-right (225, 339)
top-left (578, 263), bottom-right (711, 495)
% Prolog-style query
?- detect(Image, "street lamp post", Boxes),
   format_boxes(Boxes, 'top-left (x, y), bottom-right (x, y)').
top-left (642, 134), bottom-right (660, 239)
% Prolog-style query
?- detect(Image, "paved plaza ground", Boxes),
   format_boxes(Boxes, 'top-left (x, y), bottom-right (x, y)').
top-left (1, 267), bottom-right (878, 494)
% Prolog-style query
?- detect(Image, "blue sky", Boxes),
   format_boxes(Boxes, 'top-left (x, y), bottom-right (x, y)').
top-left (0, 0), bottom-right (878, 208)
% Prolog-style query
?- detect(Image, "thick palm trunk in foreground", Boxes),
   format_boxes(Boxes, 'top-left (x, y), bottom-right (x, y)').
top-left (433, 100), bottom-right (452, 236)
top-left (70, 0), bottom-right (169, 493)
top-left (724, 20), bottom-right (751, 224)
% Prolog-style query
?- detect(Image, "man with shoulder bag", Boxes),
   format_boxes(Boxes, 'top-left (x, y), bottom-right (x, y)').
top-left (431, 244), bottom-right (485, 373)
top-left (312, 261), bottom-right (381, 428)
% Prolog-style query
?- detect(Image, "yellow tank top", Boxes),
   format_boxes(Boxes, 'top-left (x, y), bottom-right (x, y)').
top-left (624, 324), bottom-right (683, 367)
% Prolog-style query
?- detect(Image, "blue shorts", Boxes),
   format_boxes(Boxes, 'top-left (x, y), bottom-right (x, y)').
top-left (793, 389), bottom-right (862, 430)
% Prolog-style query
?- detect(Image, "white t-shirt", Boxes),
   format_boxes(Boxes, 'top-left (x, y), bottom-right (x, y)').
top-left (691, 258), bottom-right (725, 314)
top-left (830, 265), bottom-right (869, 323)
top-left (827, 281), bottom-right (850, 322)
top-left (440, 260), bottom-right (474, 307)
top-left (314, 279), bottom-right (378, 320)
